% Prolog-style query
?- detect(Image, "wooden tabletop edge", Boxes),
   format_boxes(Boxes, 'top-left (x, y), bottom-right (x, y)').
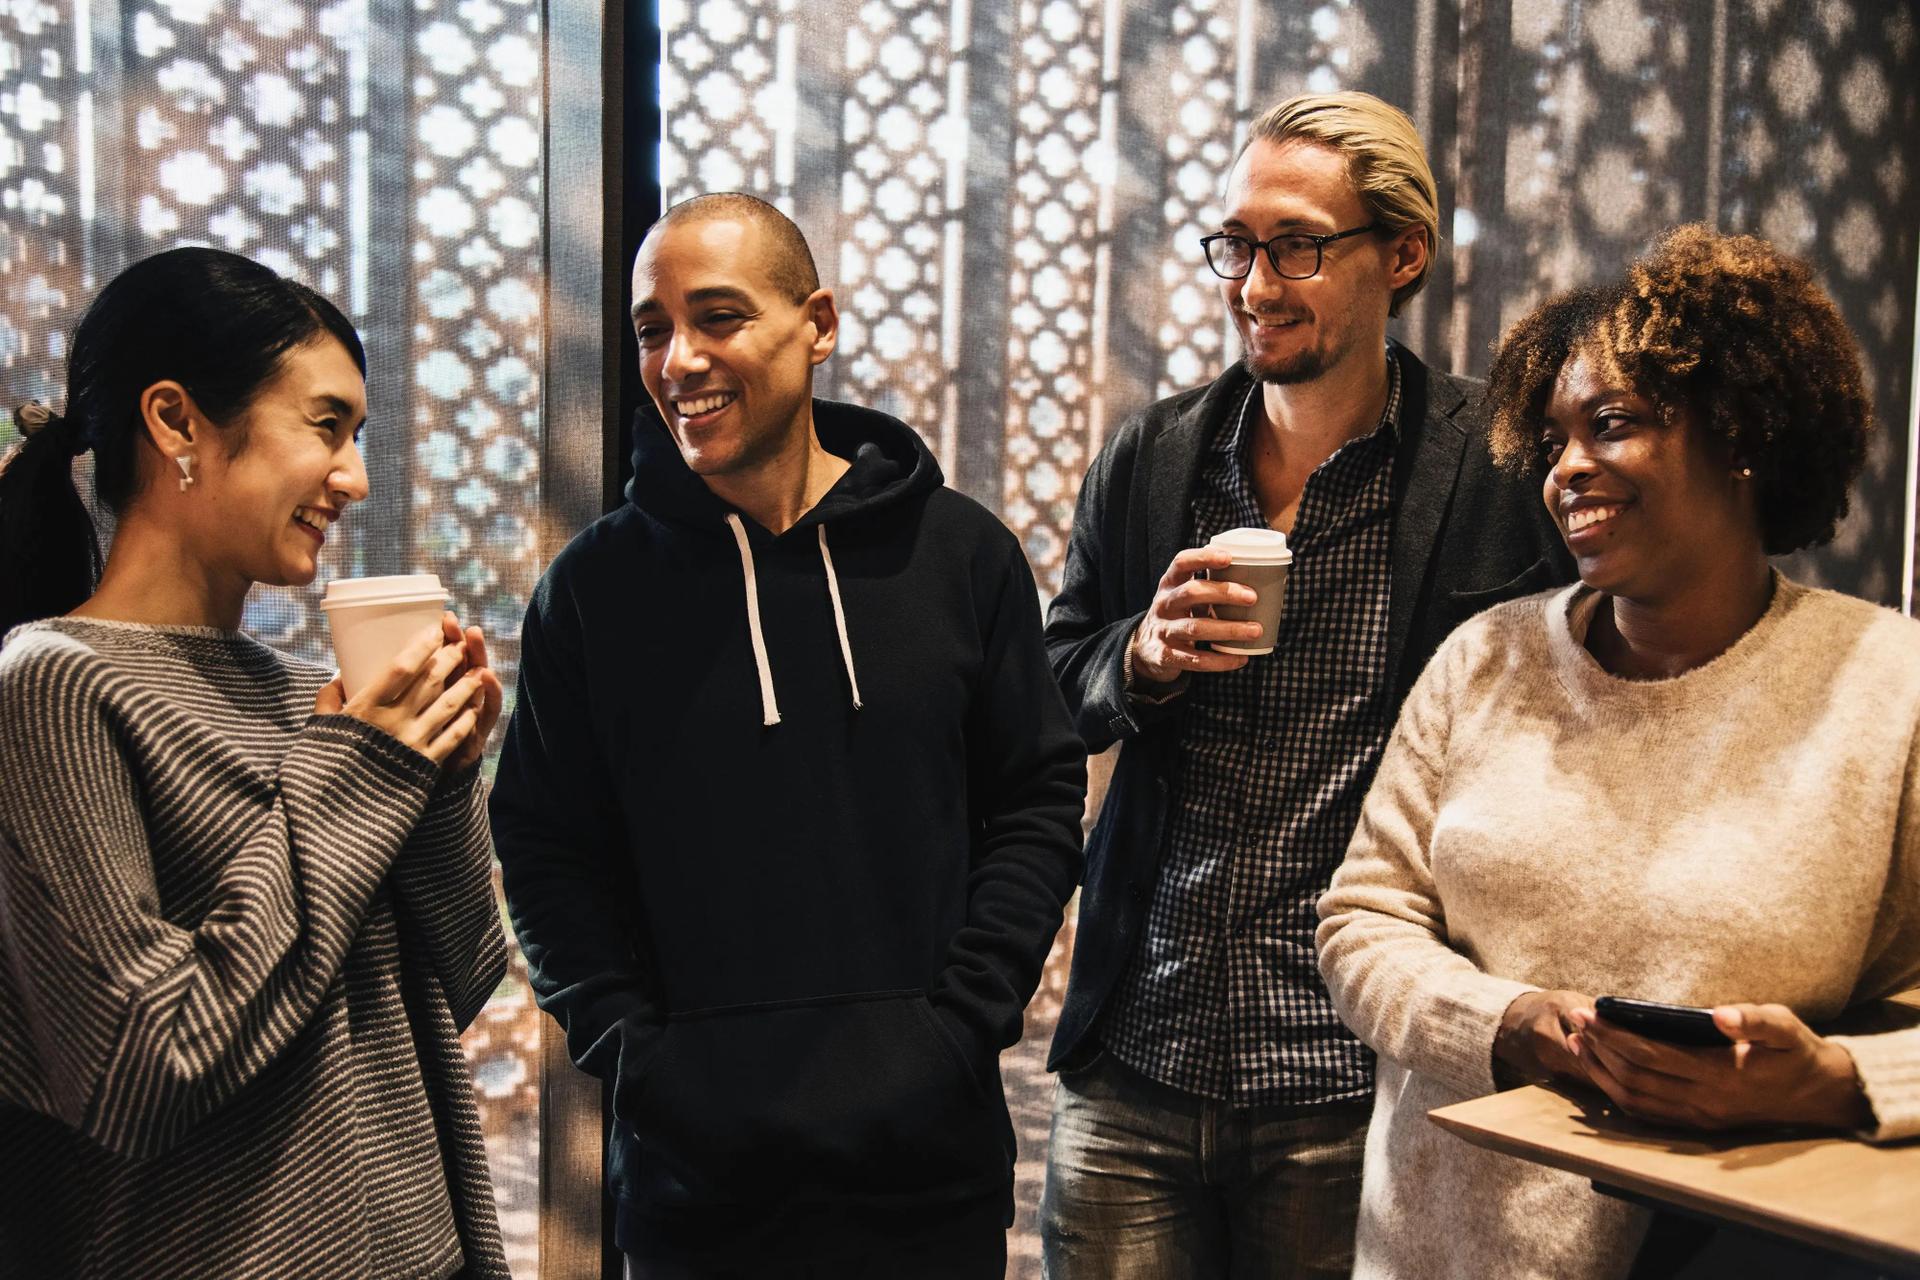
top-left (1426, 1096), bottom-right (1920, 1271)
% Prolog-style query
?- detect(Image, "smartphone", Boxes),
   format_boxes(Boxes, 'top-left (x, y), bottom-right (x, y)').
top-left (1593, 996), bottom-right (1733, 1047)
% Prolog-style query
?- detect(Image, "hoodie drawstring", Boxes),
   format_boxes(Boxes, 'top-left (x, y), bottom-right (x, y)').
top-left (817, 527), bottom-right (864, 710)
top-left (727, 514), bottom-right (782, 726)
top-left (724, 513), bottom-right (863, 726)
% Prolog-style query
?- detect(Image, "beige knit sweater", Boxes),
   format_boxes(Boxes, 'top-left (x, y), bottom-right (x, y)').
top-left (1316, 574), bottom-right (1920, 1280)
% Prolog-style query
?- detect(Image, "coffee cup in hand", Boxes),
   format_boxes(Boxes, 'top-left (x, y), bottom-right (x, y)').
top-left (321, 575), bottom-right (451, 698)
top-left (1206, 528), bottom-right (1291, 656)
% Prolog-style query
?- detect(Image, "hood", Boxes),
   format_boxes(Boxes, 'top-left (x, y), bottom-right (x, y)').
top-left (624, 396), bottom-right (944, 534)
top-left (623, 396), bottom-right (946, 729)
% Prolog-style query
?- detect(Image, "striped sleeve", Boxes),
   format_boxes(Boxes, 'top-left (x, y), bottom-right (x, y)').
top-left (0, 644), bottom-right (439, 1159)
top-left (387, 768), bottom-right (509, 1029)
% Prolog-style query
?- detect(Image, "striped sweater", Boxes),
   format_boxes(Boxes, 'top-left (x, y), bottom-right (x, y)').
top-left (0, 618), bottom-right (510, 1279)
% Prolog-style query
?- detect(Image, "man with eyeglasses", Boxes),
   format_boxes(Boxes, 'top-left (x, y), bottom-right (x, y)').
top-left (1039, 92), bottom-right (1570, 1277)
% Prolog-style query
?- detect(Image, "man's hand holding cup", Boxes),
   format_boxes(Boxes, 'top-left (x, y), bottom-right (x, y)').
top-left (1130, 547), bottom-right (1265, 685)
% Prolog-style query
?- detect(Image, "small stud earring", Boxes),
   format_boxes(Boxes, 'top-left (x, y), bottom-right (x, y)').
top-left (1737, 466), bottom-right (1753, 478)
top-left (176, 454), bottom-right (196, 491)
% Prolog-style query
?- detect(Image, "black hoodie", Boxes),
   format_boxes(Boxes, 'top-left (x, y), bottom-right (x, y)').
top-left (490, 400), bottom-right (1086, 1262)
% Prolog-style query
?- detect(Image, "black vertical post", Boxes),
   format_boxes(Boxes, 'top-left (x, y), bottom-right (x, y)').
top-left (614, 0), bottom-right (664, 512)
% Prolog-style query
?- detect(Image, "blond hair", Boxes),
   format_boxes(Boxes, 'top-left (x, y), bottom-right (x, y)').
top-left (1241, 92), bottom-right (1439, 315)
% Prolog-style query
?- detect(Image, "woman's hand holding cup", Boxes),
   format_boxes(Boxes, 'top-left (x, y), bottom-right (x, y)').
top-left (436, 611), bottom-right (504, 773)
top-left (313, 621), bottom-right (489, 765)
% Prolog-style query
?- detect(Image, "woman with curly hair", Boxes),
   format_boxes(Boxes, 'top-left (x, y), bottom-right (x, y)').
top-left (1315, 224), bottom-right (1919, 1279)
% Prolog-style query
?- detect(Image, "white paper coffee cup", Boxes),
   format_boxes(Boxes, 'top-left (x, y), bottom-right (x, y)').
top-left (1206, 528), bottom-right (1292, 656)
top-left (321, 574), bottom-right (450, 698)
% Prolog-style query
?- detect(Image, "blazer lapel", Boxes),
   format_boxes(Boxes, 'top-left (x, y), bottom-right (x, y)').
top-left (1387, 352), bottom-right (1467, 686)
top-left (1144, 365), bottom-right (1250, 598)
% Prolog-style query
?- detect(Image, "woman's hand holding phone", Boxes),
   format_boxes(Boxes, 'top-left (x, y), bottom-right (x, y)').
top-left (1494, 989), bottom-right (1598, 1086)
top-left (1567, 1002), bottom-right (1872, 1132)
top-left (1590, 996), bottom-right (1730, 1046)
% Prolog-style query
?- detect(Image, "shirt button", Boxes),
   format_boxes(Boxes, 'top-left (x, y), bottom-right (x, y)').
top-left (1261, 736), bottom-right (1278, 752)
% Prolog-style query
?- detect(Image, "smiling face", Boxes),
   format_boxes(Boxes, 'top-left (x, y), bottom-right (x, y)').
top-left (1539, 347), bottom-right (1762, 603)
top-left (630, 216), bottom-right (837, 482)
top-left (1217, 137), bottom-right (1424, 384)
top-left (189, 335), bottom-right (370, 588)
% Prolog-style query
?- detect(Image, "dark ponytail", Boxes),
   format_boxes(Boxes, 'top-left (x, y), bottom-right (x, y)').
top-left (0, 404), bottom-right (100, 632)
top-left (0, 247), bottom-right (366, 635)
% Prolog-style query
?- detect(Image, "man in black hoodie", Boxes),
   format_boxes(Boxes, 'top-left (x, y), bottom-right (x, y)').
top-left (490, 193), bottom-right (1086, 1277)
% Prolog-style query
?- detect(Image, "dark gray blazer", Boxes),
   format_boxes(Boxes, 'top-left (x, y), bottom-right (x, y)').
top-left (1043, 341), bottom-right (1573, 1069)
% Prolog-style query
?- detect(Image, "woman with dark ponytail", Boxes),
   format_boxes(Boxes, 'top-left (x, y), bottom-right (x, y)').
top-left (0, 247), bottom-right (511, 1279)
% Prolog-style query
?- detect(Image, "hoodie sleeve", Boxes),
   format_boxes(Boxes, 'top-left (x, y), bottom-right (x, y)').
top-left (489, 563), bottom-right (666, 1120)
top-left (930, 533), bottom-right (1088, 1066)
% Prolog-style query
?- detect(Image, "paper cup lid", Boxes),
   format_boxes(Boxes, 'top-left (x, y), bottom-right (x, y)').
top-left (320, 574), bottom-right (448, 609)
top-left (1207, 527), bottom-right (1292, 564)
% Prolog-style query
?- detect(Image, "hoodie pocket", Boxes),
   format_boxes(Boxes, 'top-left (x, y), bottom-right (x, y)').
top-left (628, 990), bottom-right (1008, 1207)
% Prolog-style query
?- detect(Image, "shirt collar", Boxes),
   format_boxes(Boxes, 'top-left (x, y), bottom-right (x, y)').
top-left (1213, 344), bottom-right (1404, 459)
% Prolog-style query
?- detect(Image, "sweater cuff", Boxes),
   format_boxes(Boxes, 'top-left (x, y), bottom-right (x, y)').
top-left (1419, 975), bottom-right (1541, 1099)
top-left (1826, 1030), bottom-right (1920, 1141)
top-left (304, 713), bottom-right (440, 790)
top-left (429, 759), bottom-right (484, 803)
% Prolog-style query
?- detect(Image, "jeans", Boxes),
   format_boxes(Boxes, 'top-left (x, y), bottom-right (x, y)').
top-left (1039, 1049), bottom-right (1367, 1279)
top-left (625, 1223), bottom-right (1007, 1279)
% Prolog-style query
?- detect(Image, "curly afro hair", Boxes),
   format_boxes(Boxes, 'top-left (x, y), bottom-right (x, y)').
top-left (1486, 224), bottom-right (1871, 555)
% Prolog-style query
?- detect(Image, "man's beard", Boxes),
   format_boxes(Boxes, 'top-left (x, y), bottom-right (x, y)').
top-left (1236, 309), bottom-right (1335, 384)
top-left (1241, 343), bottom-right (1329, 385)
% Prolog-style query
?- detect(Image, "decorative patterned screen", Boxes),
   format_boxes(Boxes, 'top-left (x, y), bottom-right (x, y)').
top-left (662, 0), bottom-right (1919, 607)
top-left (0, 1), bottom-right (546, 1272)
top-left (9, 1), bottom-right (1917, 1275)
top-left (661, 0), bottom-right (1920, 1272)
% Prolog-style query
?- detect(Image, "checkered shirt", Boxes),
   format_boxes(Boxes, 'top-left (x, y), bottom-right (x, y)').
top-left (1101, 352), bottom-right (1401, 1106)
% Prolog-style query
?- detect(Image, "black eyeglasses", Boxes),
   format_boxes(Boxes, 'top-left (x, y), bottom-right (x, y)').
top-left (1199, 223), bottom-right (1383, 281)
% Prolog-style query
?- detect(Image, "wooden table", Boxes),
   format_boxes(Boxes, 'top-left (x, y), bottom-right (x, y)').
top-left (1429, 1083), bottom-right (1920, 1274)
